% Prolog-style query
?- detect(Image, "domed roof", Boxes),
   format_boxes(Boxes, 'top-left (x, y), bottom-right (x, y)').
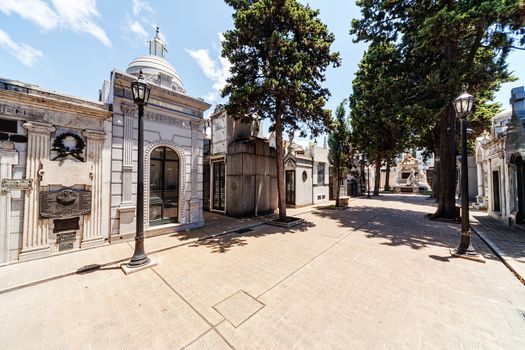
top-left (126, 28), bottom-right (185, 93)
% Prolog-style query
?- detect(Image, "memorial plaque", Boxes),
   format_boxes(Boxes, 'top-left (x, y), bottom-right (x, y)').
top-left (56, 232), bottom-right (76, 243)
top-left (53, 217), bottom-right (80, 233)
top-left (59, 242), bottom-right (74, 251)
top-left (40, 189), bottom-right (92, 218)
top-left (1, 178), bottom-right (33, 192)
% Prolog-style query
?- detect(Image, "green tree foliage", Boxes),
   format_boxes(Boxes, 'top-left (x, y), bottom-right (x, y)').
top-left (221, 0), bottom-right (340, 219)
top-left (328, 100), bottom-right (353, 206)
top-left (351, 0), bottom-right (524, 218)
top-left (350, 41), bottom-right (413, 194)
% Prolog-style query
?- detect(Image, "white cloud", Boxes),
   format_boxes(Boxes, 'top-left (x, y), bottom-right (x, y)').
top-left (0, 0), bottom-right (58, 31)
top-left (0, 29), bottom-right (43, 66)
top-left (129, 20), bottom-right (149, 41)
top-left (51, 0), bottom-right (111, 47)
top-left (0, 0), bottom-right (111, 47)
top-left (132, 0), bottom-right (154, 16)
top-left (186, 33), bottom-right (231, 103)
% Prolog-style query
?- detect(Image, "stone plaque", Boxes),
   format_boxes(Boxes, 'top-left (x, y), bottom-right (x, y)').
top-left (53, 217), bottom-right (80, 233)
top-left (40, 159), bottom-right (93, 187)
top-left (59, 242), bottom-right (74, 251)
top-left (40, 190), bottom-right (92, 218)
top-left (56, 232), bottom-right (76, 243)
top-left (1, 178), bottom-right (33, 192)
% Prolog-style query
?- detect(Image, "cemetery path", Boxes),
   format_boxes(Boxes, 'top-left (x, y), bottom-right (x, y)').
top-left (1, 195), bottom-right (524, 349)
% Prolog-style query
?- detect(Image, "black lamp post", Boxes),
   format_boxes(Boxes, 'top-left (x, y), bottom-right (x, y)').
top-left (127, 71), bottom-right (152, 268)
top-left (452, 86), bottom-right (478, 256)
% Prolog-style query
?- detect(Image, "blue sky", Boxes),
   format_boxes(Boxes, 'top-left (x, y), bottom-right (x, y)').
top-left (1, 0), bottom-right (524, 138)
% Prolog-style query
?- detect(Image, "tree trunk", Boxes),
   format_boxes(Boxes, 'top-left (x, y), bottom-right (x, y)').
top-left (336, 166), bottom-right (341, 207)
top-left (384, 160), bottom-right (391, 191)
top-left (373, 157), bottom-right (381, 195)
top-left (432, 105), bottom-right (457, 219)
top-left (431, 159), bottom-right (439, 200)
top-left (275, 111), bottom-right (287, 220)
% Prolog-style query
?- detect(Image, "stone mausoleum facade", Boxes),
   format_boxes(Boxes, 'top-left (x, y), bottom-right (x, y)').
top-left (0, 29), bottom-right (209, 264)
top-left (0, 78), bottom-right (112, 264)
top-left (475, 86), bottom-right (525, 226)
top-left (103, 30), bottom-right (210, 240)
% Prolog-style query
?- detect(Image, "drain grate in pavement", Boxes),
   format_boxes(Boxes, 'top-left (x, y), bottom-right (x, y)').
top-left (234, 227), bottom-right (253, 234)
top-left (213, 290), bottom-right (264, 328)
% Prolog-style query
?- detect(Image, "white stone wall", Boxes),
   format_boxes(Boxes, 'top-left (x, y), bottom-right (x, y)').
top-left (311, 146), bottom-right (330, 204)
top-left (110, 71), bottom-right (209, 239)
top-left (1, 90), bottom-right (111, 262)
top-left (295, 164), bottom-right (313, 206)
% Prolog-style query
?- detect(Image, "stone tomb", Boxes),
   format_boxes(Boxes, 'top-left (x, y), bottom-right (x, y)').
top-left (393, 154), bottom-right (429, 193)
top-left (0, 77), bottom-right (111, 263)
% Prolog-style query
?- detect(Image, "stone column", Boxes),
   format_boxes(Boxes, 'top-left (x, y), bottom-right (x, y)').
top-left (0, 142), bottom-right (18, 264)
top-left (118, 104), bottom-right (136, 234)
top-left (19, 122), bottom-right (55, 261)
top-left (121, 106), bottom-right (135, 205)
top-left (477, 161), bottom-right (484, 197)
top-left (189, 121), bottom-right (202, 223)
top-left (81, 130), bottom-right (106, 248)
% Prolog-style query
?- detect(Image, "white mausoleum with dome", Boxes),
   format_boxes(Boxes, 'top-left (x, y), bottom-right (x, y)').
top-left (0, 28), bottom-right (209, 264)
top-left (102, 29), bottom-right (211, 240)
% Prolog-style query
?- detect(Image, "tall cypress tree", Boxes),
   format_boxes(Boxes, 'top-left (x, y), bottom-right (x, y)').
top-left (328, 100), bottom-right (353, 206)
top-left (221, 0), bottom-right (340, 219)
top-left (351, 0), bottom-right (524, 219)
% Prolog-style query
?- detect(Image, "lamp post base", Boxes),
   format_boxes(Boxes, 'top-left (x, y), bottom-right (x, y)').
top-left (121, 258), bottom-right (158, 275)
top-left (449, 248), bottom-right (485, 263)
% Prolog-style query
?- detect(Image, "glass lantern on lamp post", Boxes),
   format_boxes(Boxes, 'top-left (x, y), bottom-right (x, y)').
top-left (452, 86), bottom-right (480, 258)
top-left (126, 71), bottom-right (152, 268)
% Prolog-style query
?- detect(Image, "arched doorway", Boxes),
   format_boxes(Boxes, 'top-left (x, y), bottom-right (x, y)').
top-left (149, 146), bottom-right (179, 226)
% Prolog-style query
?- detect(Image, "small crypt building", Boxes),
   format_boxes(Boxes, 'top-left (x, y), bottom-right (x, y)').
top-left (103, 29), bottom-right (211, 240)
top-left (475, 86), bottom-right (525, 226)
top-left (0, 78), bottom-right (112, 263)
top-left (203, 106), bottom-right (277, 217)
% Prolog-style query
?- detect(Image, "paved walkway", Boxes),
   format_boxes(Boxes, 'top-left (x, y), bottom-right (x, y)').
top-left (471, 212), bottom-right (525, 283)
top-left (1, 195), bottom-right (524, 349)
top-left (0, 212), bottom-right (262, 294)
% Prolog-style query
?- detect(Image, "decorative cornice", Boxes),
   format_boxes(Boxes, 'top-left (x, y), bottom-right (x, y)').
top-left (83, 130), bottom-right (107, 141)
top-left (113, 70), bottom-right (211, 112)
top-left (0, 90), bottom-right (111, 120)
top-left (23, 121), bottom-right (55, 134)
top-left (145, 111), bottom-right (191, 129)
top-left (121, 103), bottom-right (136, 117)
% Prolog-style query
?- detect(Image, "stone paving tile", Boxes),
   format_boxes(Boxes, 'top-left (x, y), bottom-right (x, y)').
top-left (0, 266), bottom-right (210, 350)
top-left (183, 329), bottom-right (232, 350)
top-left (471, 212), bottom-right (525, 280)
top-left (0, 242), bottom-right (133, 293)
top-left (0, 211), bottom-right (261, 293)
top-left (1, 195), bottom-right (525, 349)
top-left (213, 196), bottom-right (525, 349)
top-left (213, 290), bottom-right (264, 327)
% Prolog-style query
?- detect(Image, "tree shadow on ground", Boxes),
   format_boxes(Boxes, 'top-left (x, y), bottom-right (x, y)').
top-left (186, 220), bottom-right (316, 254)
top-left (312, 195), bottom-right (497, 261)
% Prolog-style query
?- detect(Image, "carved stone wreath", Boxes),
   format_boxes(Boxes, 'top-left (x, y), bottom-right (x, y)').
top-left (52, 132), bottom-right (86, 162)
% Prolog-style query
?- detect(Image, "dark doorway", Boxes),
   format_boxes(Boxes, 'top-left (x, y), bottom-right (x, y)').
top-left (286, 170), bottom-right (295, 205)
top-left (149, 147), bottom-right (179, 226)
top-left (492, 170), bottom-right (501, 212)
top-left (212, 161), bottom-right (225, 211)
top-left (515, 156), bottom-right (524, 224)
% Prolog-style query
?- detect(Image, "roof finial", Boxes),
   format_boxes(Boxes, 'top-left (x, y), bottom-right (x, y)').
top-left (148, 27), bottom-right (167, 58)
